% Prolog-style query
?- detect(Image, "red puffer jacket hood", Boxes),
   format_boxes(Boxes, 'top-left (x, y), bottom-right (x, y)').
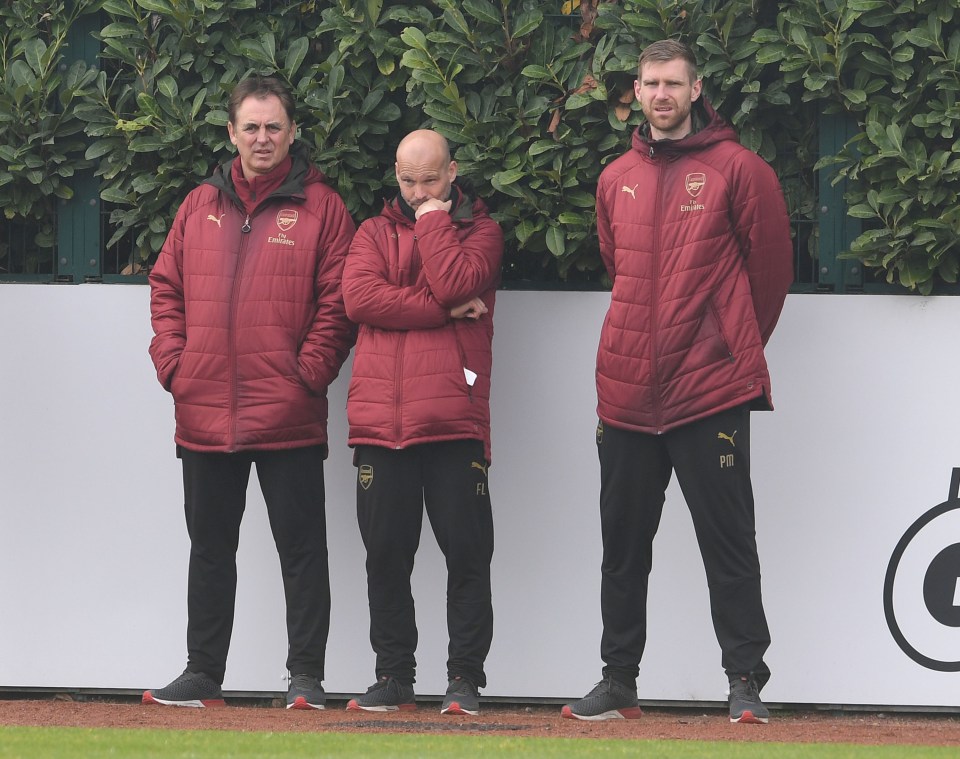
top-left (148, 145), bottom-right (356, 452)
top-left (342, 187), bottom-right (503, 461)
top-left (595, 98), bottom-right (793, 434)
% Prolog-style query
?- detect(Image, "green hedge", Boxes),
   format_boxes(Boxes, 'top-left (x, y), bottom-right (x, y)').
top-left (0, 0), bottom-right (957, 292)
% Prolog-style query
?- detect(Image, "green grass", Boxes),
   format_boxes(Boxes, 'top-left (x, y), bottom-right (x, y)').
top-left (0, 726), bottom-right (956, 759)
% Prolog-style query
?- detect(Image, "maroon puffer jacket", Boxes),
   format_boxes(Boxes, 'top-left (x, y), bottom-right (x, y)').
top-left (595, 98), bottom-right (793, 434)
top-left (342, 189), bottom-right (503, 461)
top-left (149, 149), bottom-right (356, 452)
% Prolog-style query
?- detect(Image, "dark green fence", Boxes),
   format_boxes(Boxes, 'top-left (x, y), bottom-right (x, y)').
top-left (0, 105), bottom-right (856, 291)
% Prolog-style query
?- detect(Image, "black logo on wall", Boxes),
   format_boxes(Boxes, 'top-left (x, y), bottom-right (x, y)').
top-left (883, 468), bottom-right (960, 671)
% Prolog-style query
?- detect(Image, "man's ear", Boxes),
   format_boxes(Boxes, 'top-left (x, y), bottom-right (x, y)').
top-left (691, 78), bottom-right (703, 103)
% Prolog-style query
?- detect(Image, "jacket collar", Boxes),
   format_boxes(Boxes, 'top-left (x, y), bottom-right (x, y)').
top-left (206, 142), bottom-right (323, 208)
top-left (633, 97), bottom-right (738, 157)
top-left (229, 155), bottom-right (292, 214)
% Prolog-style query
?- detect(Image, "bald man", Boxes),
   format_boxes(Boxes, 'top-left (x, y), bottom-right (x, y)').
top-left (341, 130), bottom-right (503, 716)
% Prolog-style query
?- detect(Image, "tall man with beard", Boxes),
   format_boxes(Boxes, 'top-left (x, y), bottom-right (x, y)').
top-left (341, 130), bottom-right (503, 717)
top-left (563, 40), bottom-right (793, 724)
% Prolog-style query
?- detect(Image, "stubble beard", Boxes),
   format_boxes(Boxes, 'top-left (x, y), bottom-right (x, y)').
top-left (644, 100), bottom-right (692, 140)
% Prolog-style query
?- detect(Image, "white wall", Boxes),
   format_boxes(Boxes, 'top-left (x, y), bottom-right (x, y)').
top-left (1, 285), bottom-right (958, 708)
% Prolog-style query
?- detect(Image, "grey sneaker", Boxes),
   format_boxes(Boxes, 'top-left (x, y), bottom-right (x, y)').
top-left (286, 673), bottom-right (325, 710)
top-left (561, 677), bottom-right (642, 721)
top-left (346, 675), bottom-right (416, 712)
top-left (728, 675), bottom-right (769, 724)
top-left (142, 670), bottom-right (225, 708)
top-left (440, 676), bottom-right (479, 716)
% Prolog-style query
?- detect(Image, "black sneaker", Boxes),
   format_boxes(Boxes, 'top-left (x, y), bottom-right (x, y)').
top-left (286, 673), bottom-right (325, 710)
top-left (561, 677), bottom-right (642, 721)
top-left (142, 670), bottom-right (225, 708)
top-left (728, 674), bottom-right (769, 724)
top-left (345, 675), bottom-right (416, 712)
top-left (440, 676), bottom-right (479, 716)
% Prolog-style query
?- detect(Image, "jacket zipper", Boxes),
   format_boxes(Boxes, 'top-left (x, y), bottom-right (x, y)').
top-left (651, 152), bottom-right (664, 433)
top-left (228, 213), bottom-right (252, 450)
top-left (391, 227), bottom-right (412, 448)
top-left (393, 332), bottom-right (405, 448)
top-left (409, 230), bottom-right (475, 404)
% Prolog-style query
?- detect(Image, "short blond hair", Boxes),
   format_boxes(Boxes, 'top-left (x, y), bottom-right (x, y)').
top-left (638, 40), bottom-right (698, 83)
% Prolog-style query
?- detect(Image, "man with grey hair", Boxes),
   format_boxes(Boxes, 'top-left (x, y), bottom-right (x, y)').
top-left (563, 39), bottom-right (792, 724)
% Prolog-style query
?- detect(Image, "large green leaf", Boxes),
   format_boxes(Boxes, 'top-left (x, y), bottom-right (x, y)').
top-left (285, 37), bottom-right (309, 77)
top-left (401, 26), bottom-right (430, 54)
top-left (512, 10), bottom-right (543, 39)
top-left (23, 38), bottom-right (47, 78)
top-left (136, 0), bottom-right (174, 14)
top-left (545, 225), bottom-right (565, 257)
top-left (492, 169), bottom-right (524, 186)
top-left (461, 0), bottom-right (500, 26)
top-left (157, 75), bottom-right (179, 100)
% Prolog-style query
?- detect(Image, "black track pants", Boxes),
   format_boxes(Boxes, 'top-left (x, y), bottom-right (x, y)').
top-left (180, 445), bottom-right (330, 684)
top-left (597, 405), bottom-right (771, 687)
top-left (354, 440), bottom-right (494, 688)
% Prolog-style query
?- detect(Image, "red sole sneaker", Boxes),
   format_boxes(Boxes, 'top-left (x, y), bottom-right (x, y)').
top-left (287, 697), bottom-right (324, 710)
top-left (731, 710), bottom-right (769, 724)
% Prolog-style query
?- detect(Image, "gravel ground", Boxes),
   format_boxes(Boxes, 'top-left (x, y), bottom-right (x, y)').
top-left (1, 695), bottom-right (959, 746)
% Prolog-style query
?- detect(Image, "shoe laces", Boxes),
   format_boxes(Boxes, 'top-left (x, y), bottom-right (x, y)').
top-left (179, 670), bottom-right (213, 685)
top-left (366, 675), bottom-right (393, 693)
top-left (593, 676), bottom-right (627, 696)
top-left (587, 679), bottom-right (609, 697)
top-left (290, 673), bottom-right (319, 690)
top-left (731, 675), bottom-right (760, 701)
top-left (449, 677), bottom-right (477, 696)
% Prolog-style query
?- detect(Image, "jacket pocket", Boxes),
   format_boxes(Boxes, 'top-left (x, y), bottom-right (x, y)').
top-left (159, 353), bottom-right (181, 393)
top-left (694, 300), bottom-right (735, 366)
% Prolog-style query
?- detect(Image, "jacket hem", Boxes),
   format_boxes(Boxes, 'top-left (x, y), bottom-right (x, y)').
top-left (598, 388), bottom-right (767, 436)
